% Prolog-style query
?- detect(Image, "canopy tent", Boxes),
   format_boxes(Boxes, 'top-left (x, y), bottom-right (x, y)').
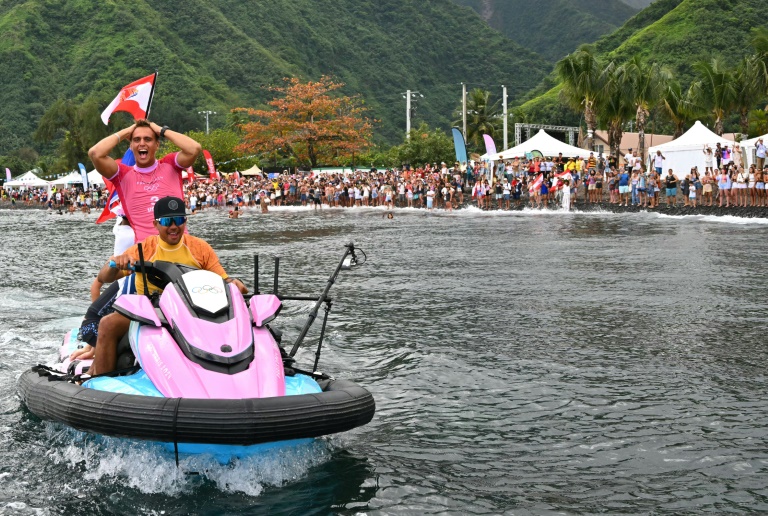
top-left (3, 170), bottom-right (50, 189)
top-left (240, 164), bottom-right (262, 176)
top-left (48, 170), bottom-right (105, 188)
top-left (648, 121), bottom-right (735, 177)
top-left (49, 171), bottom-right (84, 187)
top-left (737, 133), bottom-right (768, 168)
top-left (492, 129), bottom-right (593, 160)
top-left (88, 170), bottom-right (106, 187)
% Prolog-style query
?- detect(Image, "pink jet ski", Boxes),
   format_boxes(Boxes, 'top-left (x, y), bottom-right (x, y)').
top-left (18, 244), bottom-right (374, 462)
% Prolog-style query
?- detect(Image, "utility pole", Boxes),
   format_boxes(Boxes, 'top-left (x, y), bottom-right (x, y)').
top-left (198, 110), bottom-right (217, 134)
top-left (462, 82), bottom-right (467, 140)
top-left (406, 90), bottom-right (412, 137)
top-left (402, 90), bottom-right (423, 139)
top-left (502, 85), bottom-right (508, 150)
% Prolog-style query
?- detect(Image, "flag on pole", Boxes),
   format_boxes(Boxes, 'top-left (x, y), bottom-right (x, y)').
top-left (483, 134), bottom-right (497, 157)
top-left (203, 150), bottom-right (219, 180)
top-left (5, 168), bottom-right (10, 182)
top-left (451, 127), bottom-right (468, 166)
top-left (95, 149), bottom-right (133, 224)
top-left (78, 163), bottom-right (89, 191)
top-left (101, 73), bottom-right (157, 125)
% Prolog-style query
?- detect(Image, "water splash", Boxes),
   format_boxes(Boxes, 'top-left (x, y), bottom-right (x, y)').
top-left (43, 423), bottom-right (333, 496)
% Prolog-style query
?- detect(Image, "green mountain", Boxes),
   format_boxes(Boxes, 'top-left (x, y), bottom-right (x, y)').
top-left (620, 0), bottom-right (655, 9)
top-left (451, 0), bottom-right (639, 62)
top-left (0, 0), bottom-right (548, 162)
top-left (516, 0), bottom-right (768, 127)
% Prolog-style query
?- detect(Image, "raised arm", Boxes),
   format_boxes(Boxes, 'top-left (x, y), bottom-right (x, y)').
top-left (88, 123), bottom-right (136, 179)
top-left (147, 121), bottom-right (202, 168)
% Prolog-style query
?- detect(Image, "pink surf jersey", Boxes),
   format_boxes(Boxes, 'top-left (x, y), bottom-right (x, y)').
top-left (108, 153), bottom-right (185, 242)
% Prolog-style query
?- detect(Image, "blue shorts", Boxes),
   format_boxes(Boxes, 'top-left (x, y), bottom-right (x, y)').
top-left (427, 198), bottom-right (433, 208)
top-left (666, 188), bottom-right (677, 197)
top-left (503, 193), bottom-right (510, 200)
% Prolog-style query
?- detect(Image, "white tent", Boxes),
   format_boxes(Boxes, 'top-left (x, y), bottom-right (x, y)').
top-left (86, 170), bottom-right (106, 187)
top-left (648, 121), bottom-right (735, 177)
top-left (3, 170), bottom-right (49, 190)
top-left (49, 171), bottom-right (84, 187)
top-left (738, 133), bottom-right (768, 168)
top-left (493, 129), bottom-right (593, 160)
top-left (240, 164), bottom-right (262, 176)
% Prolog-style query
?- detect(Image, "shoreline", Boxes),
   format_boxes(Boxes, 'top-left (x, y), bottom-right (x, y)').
top-left (3, 199), bottom-right (768, 218)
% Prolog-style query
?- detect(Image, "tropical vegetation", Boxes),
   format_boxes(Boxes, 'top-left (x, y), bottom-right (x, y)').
top-left (0, 0), bottom-right (546, 177)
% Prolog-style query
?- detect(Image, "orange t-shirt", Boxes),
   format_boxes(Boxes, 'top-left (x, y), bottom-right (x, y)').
top-left (126, 234), bottom-right (228, 295)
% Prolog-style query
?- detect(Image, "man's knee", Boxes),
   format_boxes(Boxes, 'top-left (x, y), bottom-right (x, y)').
top-left (98, 312), bottom-right (130, 339)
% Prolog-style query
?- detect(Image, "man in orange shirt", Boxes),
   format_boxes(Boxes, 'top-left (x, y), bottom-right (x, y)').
top-left (80, 197), bottom-right (247, 376)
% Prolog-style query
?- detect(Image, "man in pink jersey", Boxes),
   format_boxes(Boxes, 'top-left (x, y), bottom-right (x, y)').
top-left (88, 119), bottom-right (202, 242)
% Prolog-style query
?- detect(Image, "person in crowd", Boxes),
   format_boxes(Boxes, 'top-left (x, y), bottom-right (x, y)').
top-left (665, 170), bottom-right (678, 208)
top-left (748, 164), bottom-right (757, 207)
top-left (714, 143), bottom-right (723, 170)
top-left (653, 150), bottom-right (666, 176)
top-left (717, 167), bottom-right (731, 208)
top-left (687, 174), bottom-right (697, 207)
top-left (616, 167), bottom-right (629, 206)
top-left (735, 166), bottom-right (749, 207)
top-left (703, 145), bottom-right (714, 174)
top-left (756, 139), bottom-right (766, 171)
top-left (650, 169), bottom-right (662, 208)
top-left (755, 167), bottom-right (765, 207)
top-left (701, 171), bottom-right (714, 207)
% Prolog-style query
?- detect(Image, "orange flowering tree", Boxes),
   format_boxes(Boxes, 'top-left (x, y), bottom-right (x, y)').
top-left (235, 77), bottom-right (373, 168)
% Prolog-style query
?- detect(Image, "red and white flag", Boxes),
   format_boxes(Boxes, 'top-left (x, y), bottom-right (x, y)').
top-left (203, 150), bottom-right (220, 180)
top-left (550, 171), bottom-right (571, 191)
top-left (101, 73), bottom-right (156, 125)
top-left (529, 173), bottom-right (543, 192)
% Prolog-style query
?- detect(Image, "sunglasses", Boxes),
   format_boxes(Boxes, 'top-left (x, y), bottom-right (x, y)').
top-left (156, 216), bottom-right (187, 227)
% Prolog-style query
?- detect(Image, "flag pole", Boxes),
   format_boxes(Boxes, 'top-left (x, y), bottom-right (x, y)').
top-left (146, 71), bottom-right (158, 120)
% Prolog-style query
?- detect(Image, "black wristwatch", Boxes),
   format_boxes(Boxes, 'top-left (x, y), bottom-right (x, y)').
top-left (159, 126), bottom-right (169, 139)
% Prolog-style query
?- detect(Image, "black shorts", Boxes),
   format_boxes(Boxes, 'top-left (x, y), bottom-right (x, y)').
top-left (78, 281), bottom-right (121, 346)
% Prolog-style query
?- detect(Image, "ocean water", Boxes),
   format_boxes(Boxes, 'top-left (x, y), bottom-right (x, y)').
top-left (2, 205), bottom-right (768, 514)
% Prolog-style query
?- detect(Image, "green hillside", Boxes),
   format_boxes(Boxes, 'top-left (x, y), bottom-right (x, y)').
top-left (452, 0), bottom-right (639, 62)
top-left (516, 0), bottom-right (768, 128)
top-left (0, 0), bottom-right (548, 161)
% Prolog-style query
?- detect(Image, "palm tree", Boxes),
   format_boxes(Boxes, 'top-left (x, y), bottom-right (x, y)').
top-left (34, 97), bottom-right (109, 169)
top-left (732, 54), bottom-right (767, 136)
top-left (751, 27), bottom-right (768, 57)
top-left (599, 62), bottom-right (635, 164)
top-left (624, 56), bottom-right (666, 162)
top-left (661, 79), bottom-right (700, 138)
top-left (556, 45), bottom-right (606, 151)
top-left (692, 58), bottom-right (737, 136)
top-left (453, 88), bottom-right (501, 154)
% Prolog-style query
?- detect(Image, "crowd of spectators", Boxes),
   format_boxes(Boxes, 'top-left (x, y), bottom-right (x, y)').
top-left (4, 152), bottom-right (768, 214)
